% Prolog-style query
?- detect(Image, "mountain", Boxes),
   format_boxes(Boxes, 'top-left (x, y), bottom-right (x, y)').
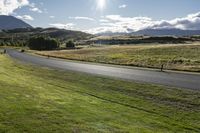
top-left (132, 29), bottom-right (200, 36)
top-left (97, 29), bottom-right (200, 36)
top-left (0, 15), bottom-right (32, 30)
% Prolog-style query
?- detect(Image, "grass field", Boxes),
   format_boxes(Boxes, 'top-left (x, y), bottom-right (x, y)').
top-left (0, 55), bottom-right (200, 132)
top-left (35, 43), bottom-right (200, 72)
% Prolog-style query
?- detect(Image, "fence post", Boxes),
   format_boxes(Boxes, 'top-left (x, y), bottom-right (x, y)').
top-left (161, 64), bottom-right (164, 72)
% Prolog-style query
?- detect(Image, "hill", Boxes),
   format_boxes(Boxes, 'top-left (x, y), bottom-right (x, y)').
top-left (0, 27), bottom-right (94, 44)
top-left (133, 29), bottom-right (200, 36)
top-left (0, 15), bottom-right (32, 30)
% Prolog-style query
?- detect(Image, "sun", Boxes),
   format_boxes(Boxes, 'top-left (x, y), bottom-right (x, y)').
top-left (96, 0), bottom-right (106, 10)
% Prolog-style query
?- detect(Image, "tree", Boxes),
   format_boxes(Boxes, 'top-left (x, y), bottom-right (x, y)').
top-left (66, 40), bottom-right (75, 49)
top-left (28, 37), bottom-right (59, 50)
top-left (0, 42), bottom-right (4, 46)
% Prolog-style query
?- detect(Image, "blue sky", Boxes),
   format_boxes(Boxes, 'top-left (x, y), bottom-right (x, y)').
top-left (1, 0), bottom-right (200, 34)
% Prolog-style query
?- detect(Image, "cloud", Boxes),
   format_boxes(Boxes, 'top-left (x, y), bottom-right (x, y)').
top-left (49, 23), bottom-right (75, 29)
top-left (0, 0), bottom-right (29, 15)
top-left (119, 4), bottom-right (127, 9)
top-left (153, 12), bottom-right (200, 30)
top-left (99, 19), bottom-right (109, 23)
top-left (86, 12), bottom-right (200, 34)
top-left (29, 2), bottom-right (42, 13)
top-left (16, 15), bottom-right (34, 21)
top-left (49, 16), bottom-right (55, 19)
top-left (69, 16), bottom-right (95, 21)
top-left (30, 7), bottom-right (42, 13)
top-left (87, 15), bottom-right (154, 34)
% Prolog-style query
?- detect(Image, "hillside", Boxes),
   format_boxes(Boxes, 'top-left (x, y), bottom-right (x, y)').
top-left (0, 27), bottom-right (94, 44)
top-left (0, 15), bottom-right (32, 30)
top-left (0, 15), bottom-right (93, 43)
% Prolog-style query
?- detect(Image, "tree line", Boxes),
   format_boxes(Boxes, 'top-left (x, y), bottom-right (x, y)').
top-left (28, 37), bottom-right (59, 50)
top-left (0, 36), bottom-right (75, 50)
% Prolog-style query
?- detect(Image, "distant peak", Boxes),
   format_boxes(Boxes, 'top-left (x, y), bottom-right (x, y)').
top-left (0, 15), bottom-right (32, 30)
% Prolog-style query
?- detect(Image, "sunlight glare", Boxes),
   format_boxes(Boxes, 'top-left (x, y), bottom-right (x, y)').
top-left (96, 0), bottom-right (106, 10)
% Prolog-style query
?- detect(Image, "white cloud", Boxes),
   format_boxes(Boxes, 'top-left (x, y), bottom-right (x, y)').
top-left (0, 0), bottom-right (29, 15)
top-left (151, 12), bottom-right (200, 30)
top-left (69, 16), bottom-right (95, 21)
top-left (49, 23), bottom-right (75, 29)
top-left (87, 12), bottom-right (200, 34)
top-left (29, 2), bottom-right (43, 13)
top-left (16, 15), bottom-right (34, 21)
top-left (119, 4), bottom-right (127, 9)
top-left (30, 7), bottom-right (42, 13)
top-left (49, 16), bottom-right (55, 19)
top-left (99, 19), bottom-right (109, 23)
top-left (87, 15), bottom-right (154, 34)
top-left (29, 2), bottom-right (35, 8)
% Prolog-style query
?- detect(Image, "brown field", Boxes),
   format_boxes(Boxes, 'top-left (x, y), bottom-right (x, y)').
top-left (34, 43), bottom-right (200, 72)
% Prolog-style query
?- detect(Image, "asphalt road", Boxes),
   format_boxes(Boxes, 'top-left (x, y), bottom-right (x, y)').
top-left (7, 49), bottom-right (200, 90)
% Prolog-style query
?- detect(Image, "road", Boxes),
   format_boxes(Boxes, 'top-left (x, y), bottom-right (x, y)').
top-left (7, 49), bottom-right (200, 90)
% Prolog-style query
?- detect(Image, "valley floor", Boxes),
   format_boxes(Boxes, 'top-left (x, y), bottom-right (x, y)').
top-left (35, 43), bottom-right (200, 72)
top-left (0, 55), bottom-right (200, 132)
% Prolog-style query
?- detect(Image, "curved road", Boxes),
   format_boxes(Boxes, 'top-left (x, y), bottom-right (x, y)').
top-left (7, 49), bottom-right (200, 90)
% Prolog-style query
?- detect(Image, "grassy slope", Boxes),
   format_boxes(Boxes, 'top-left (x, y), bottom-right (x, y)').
top-left (0, 55), bottom-right (200, 132)
top-left (35, 43), bottom-right (200, 72)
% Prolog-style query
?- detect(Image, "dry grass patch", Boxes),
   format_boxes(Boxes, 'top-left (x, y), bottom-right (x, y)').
top-left (35, 43), bottom-right (200, 72)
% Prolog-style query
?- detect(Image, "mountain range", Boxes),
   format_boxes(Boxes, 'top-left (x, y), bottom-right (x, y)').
top-left (131, 29), bottom-right (200, 36)
top-left (0, 15), bottom-right (200, 36)
top-left (98, 29), bottom-right (200, 36)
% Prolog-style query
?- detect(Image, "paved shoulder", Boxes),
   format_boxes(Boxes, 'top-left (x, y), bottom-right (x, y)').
top-left (7, 49), bottom-right (200, 90)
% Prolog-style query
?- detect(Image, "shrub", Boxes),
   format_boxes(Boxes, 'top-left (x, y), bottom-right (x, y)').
top-left (66, 40), bottom-right (75, 49)
top-left (0, 42), bottom-right (3, 46)
top-left (20, 49), bottom-right (25, 53)
top-left (28, 37), bottom-right (59, 50)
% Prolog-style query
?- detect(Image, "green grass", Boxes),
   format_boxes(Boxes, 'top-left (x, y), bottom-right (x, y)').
top-left (0, 55), bottom-right (200, 132)
top-left (35, 43), bottom-right (200, 72)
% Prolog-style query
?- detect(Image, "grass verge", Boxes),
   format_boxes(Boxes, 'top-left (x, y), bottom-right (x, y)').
top-left (0, 55), bottom-right (200, 132)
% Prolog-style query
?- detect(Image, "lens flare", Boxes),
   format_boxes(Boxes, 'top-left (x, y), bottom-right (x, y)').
top-left (96, 0), bottom-right (106, 10)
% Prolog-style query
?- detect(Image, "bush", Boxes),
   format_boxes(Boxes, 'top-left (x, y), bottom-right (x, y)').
top-left (0, 42), bottom-right (3, 46)
top-left (28, 37), bottom-right (59, 50)
top-left (20, 49), bottom-right (25, 53)
top-left (66, 40), bottom-right (75, 49)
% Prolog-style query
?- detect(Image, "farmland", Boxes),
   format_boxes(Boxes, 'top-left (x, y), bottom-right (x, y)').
top-left (35, 43), bottom-right (200, 72)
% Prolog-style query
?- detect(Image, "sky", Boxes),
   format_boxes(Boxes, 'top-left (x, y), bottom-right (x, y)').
top-left (0, 0), bottom-right (200, 34)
